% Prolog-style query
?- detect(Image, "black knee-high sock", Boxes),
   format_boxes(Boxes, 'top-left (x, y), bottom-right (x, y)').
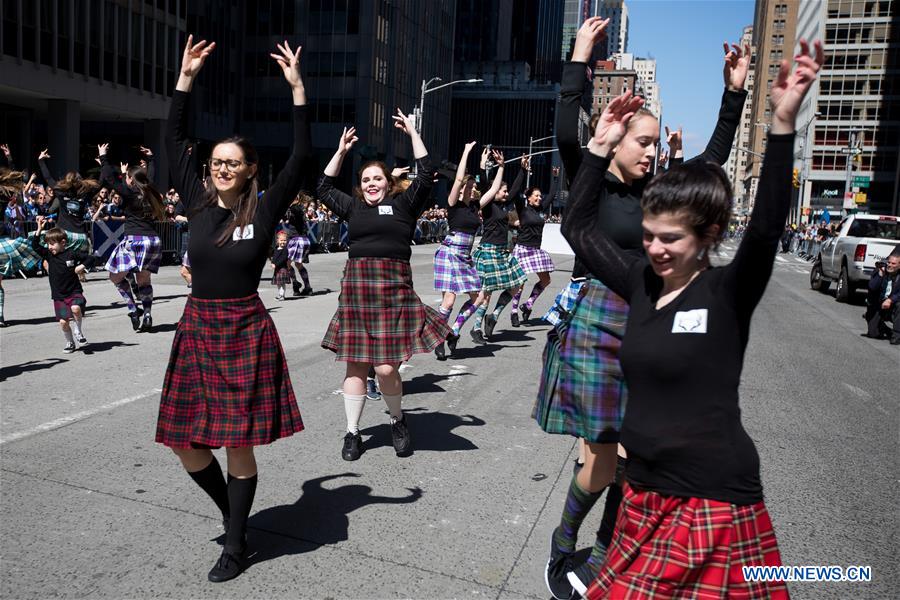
top-left (137, 284), bottom-right (153, 314)
top-left (187, 456), bottom-right (230, 519)
top-left (225, 474), bottom-right (257, 554)
top-left (491, 290), bottom-right (514, 317)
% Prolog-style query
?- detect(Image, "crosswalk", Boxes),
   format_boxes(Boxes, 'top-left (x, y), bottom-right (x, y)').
top-left (715, 244), bottom-right (814, 275)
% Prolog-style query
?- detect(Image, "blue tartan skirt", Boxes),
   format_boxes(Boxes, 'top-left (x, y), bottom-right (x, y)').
top-left (287, 235), bottom-right (311, 264)
top-left (533, 278), bottom-right (629, 443)
top-left (473, 242), bottom-right (527, 292)
top-left (433, 231), bottom-right (481, 294)
top-left (0, 237), bottom-right (42, 277)
top-left (106, 235), bottom-right (162, 274)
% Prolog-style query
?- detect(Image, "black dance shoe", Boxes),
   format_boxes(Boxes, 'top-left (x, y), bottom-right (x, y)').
top-left (300, 287), bottom-right (313, 296)
top-left (483, 314), bottom-right (497, 338)
top-left (390, 416), bottom-right (411, 456)
top-left (511, 312), bottom-right (520, 328)
top-left (128, 307), bottom-right (144, 331)
top-left (521, 306), bottom-right (533, 322)
top-left (470, 329), bottom-right (487, 346)
top-left (207, 548), bottom-right (246, 583)
top-left (434, 342), bottom-right (447, 360)
top-left (545, 530), bottom-right (575, 600)
top-left (446, 332), bottom-right (460, 354)
top-left (140, 313), bottom-right (153, 332)
top-left (342, 431), bottom-right (363, 461)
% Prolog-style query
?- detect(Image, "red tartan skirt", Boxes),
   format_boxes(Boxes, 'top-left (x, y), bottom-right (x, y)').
top-left (322, 257), bottom-right (451, 363)
top-left (156, 293), bottom-right (304, 449)
top-left (587, 483), bottom-right (789, 600)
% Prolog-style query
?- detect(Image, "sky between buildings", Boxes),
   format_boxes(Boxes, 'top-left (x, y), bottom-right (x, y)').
top-left (627, 0), bottom-right (756, 157)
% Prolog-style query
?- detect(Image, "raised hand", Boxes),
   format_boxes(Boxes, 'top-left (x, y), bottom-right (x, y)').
top-left (180, 34), bottom-right (215, 78)
top-left (521, 155), bottom-right (531, 172)
top-left (120, 162), bottom-right (128, 174)
top-left (1, 144), bottom-right (10, 158)
top-left (392, 109), bottom-right (417, 137)
top-left (723, 42), bottom-right (752, 91)
top-left (38, 149), bottom-right (51, 161)
top-left (270, 40), bottom-right (303, 88)
top-left (391, 166), bottom-right (410, 179)
top-left (480, 147), bottom-right (490, 170)
top-left (491, 149), bottom-right (505, 167)
top-left (337, 127), bottom-right (358, 155)
top-left (770, 39), bottom-right (825, 132)
top-left (572, 16), bottom-right (610, 63)
top-left (664, 125), bottom-right (683, 153)
top-left (592, 91), bottom-right (645, 155)
top-left (463, 140), bottom-right (477, 154)
top-left (97, 143), bottom-right (108, 157)
top-left (139, 145), bottom-right (153, 157)
top-left (657, 150), bottom-right (669, 169)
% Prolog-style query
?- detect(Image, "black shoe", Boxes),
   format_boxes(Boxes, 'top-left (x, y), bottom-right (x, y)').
top-left (128, 307), bottom-right (144, 331)
top-left (207, 549), bottom-right (246, 583)
top-left (511, 312), bottom-right (520, 328)
top-left (63, 342), bottom-right (76, 354)
top-left (567, 560), bottom-right (600, 598)
top-left (75, 334), bottom-right (87, 345)
top-left (342, 431), bottom-right (363, 461)
top-left (390, 416), bottom-right (411, 456)
top-left (545, 530), bottom-right (575, 600)
top-left (140, 313), bottom-right (153, 332)
top-left (891, 338), bottom-right (900, 345)
top-left (292, 283), bottom-right (302, 296)
top-left (0, 318), bottom-right (7, 328)
top-left (470, 329), bottom-right (487, 345)
top-left (521, 306), bottom-right (532, 322)
top-left (483, 314), bottom-right (497, 338)
top-left (434, 342), bottom-right (447, 360)
top-left (300, 287), bottom-right (313, 296)
top-left (446, 332), bottom-right (459, 354)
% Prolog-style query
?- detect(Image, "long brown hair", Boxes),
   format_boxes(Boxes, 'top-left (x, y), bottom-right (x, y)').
top-left (353, 161), bottom-right (402, 200)
top-left (0, 168), bottom-right (24, 199)
top-left (127, 165), bottom-right (166, 221)
top-left (203, 136), bottom-right (260, 247)
top-left (56, 171), bottom-right (101, 198)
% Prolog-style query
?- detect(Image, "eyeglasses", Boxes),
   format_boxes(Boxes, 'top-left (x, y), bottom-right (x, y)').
top-left (208, 158), bottom-right (247, 171)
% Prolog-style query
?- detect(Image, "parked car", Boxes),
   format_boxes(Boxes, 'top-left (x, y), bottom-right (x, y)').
top-left (810, 214), bottom-right (900, 301)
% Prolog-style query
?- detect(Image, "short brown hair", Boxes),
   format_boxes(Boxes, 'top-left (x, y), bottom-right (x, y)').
top-left (45, 227), bottom-right (68, 246)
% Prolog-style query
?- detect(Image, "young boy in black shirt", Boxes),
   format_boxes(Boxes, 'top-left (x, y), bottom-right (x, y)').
top-left (32, 216), bottom-right (97, 352)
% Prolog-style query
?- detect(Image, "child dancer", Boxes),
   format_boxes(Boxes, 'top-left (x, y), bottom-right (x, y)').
top-left (286, 193), bottom-right (314, 296)
top-left (271, 231), bottom-right (291, 300)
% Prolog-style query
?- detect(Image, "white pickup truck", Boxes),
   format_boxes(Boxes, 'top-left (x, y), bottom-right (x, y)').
top-left (810, 214), bottom-right (900, 302)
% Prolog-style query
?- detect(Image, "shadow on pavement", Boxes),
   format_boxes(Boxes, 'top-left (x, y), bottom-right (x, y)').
top-left (0, 357), bottom-right (69, 381)
top-left (242, 473), bottom-right (422, 563)
top-left (359, 408), bottom-right (484, 454)
top-left (79, 340), bottom-right (139, 355)
top-left (144, 322), bottom-right (179, 334)
top-left (403, 371), bottom-right (474, 395)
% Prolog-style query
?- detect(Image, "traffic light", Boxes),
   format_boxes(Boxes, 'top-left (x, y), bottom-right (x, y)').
top-left (792, 168), bottom-right (800, 188)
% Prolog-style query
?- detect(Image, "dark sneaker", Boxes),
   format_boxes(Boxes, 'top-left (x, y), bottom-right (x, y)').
top-left (521, 306), bottom-right (533, 322)
top-left (434, 342), bottom-right (447, 360)
top-left (567, 560), bottom-right (600, 598)
top-left (366, 378), bottom-right (381, 401)
top-left (75, 334), bottom-right (87, 345)
top-left (292, 283), bottom-right (302, 297)
top-left (511, 312), bottom-right (520, 328)
top-left (545, 530), bottom-right (575, 600)
top-left (342, 431), bottom-right (363, 461)
top-left (63, 342), bottom-right (76, 354)
top-left (470, 329), bottom-right (487, 345)
top-left (128, 307), bottom-right (144, 331)
top-left (207, 549), bottom-right (246, 583)
top-left (390, 416), bottom-right (411, 456)
top-left (300, 287), bottom-right (313, 296)
top-left (483, 314), bottom-right (497, 338)
top-left (140, 313), bottom-right (153, 332)
top-left (446, 332), bottom-right (460, 354)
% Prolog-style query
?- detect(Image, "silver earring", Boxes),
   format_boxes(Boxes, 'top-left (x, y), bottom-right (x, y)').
top-left (697, 247), bottom-right (707, 261)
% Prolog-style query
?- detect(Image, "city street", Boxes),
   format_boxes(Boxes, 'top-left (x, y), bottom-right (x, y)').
top-left (1, 243), bottom-right (897, 599)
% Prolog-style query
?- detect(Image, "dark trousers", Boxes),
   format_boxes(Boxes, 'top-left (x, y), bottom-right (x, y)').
top-left (866, 299), bottom-right (900, 342)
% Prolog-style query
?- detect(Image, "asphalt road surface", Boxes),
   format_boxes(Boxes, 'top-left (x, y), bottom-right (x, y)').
top-left (1, 241), bottom-right (896, 599)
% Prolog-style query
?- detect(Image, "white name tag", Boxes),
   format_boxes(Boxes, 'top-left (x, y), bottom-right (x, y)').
top-left (672, 309), bottom-right (708, 334)
top-left (232, 224), bottom-right (255, 241)
top-left (378, 205), bottom-right (394, 216)
top-left (66, 260), bottom-right (75, 267)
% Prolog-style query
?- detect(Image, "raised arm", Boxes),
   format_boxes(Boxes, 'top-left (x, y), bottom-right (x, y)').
top-left (97, 145), bottom-right (131, 198)
top-left (479, 151), bottom-right (506, 208)
top-left (447, 141), bottom-right (476, 207)
top-left (512, 156), bottom-right (529, 214)
top-left (259, 41), bottom-right (312, 222)
top-left (317, 127), bottom-right (357, 221)
top-left (727, 40), bottom-right (824, 315)
top-left (562, 92), bottom-right (647, 301)
top-left (37, 150), bottom-right (57, 189)
top-left (30, 217), bottom-right (50, 258)
top-left (392, 109), bottom-right (434, 215)
top-left (541, 168), bottom-right (559, 212)
top-left (1, 144), bottom-right (14, 169)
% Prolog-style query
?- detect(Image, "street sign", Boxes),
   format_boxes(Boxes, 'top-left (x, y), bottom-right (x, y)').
top-left (854, 192), bottom-right (867, 204)
top-left (841, 147), bottom-right (862, 155)
top-left (852, 176), bottom-right (870, 187)
top-left (843, 197), bottom-right (856, 209)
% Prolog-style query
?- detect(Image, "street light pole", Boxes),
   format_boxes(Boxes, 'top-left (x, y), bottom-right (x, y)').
top-left (796, 111), bottom-right (820, 224)
top-left (526, 134), bottom-right (555, 187)
top-left (414, 76), bottom-right (483, 174)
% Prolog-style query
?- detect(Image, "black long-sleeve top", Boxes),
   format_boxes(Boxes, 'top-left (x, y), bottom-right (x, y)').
top-left (286, 203), bottom-right (309, 236)
top-left (30, 236), bottom-right (97, 300)
top-left (447, 200), bottom-right (481, 235)
top-left (562, 133), bottom-right (794, 505)
top-left (557, 60), bottom-right (748, 279)
top-left (271, 247), bottom-right (289, 269)
top-left (165, 90), bottom-right (312, 299)
top-left (480, 170), bottom-right (524, 245)
top-left (316, 157), bottom-right (433, 261)
top-left (39, 159), bottom-right (91, 234)
top-left (99, 156), bottom-right (159, 237)
top-left (513, 175), bottom-right (557, 248)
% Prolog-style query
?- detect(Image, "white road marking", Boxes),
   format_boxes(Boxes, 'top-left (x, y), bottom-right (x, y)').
top-left (0, 388), bottom-right (162, 446)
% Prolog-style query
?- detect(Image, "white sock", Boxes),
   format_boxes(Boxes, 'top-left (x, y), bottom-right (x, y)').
top-left (70, 318), bottom-right (83, 338)
top-left (277, 285), bottom-right (285, 298)
top-left (382, 393), bottom-right (403, 421)
top-left (63, 328), bottom-right (74, 344)
top-left (343, 393), bottom-right (366, 434)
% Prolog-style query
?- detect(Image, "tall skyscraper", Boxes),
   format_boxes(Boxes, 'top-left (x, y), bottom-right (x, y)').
top-left (599, 0), bottom-right (629, 56)
top-left (795, 0), bottom-right (899, 218)
top-left (724, 25), bottom-right (756, 212)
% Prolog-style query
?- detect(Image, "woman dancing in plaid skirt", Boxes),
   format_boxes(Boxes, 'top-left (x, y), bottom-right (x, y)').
top-left (36, 149), bottom-right (101, 255)
top-left (156, 36), bottom-right (310, 582)
top-left (432, 141), bottom-right (491, 359)
top-left (559, 40), bottom-right (823, 600)
top-left (0, 167), bottom-right (42, 326)
top-left (318, 116), bottom-right (450, 462)
top-left (285, 193), bottom-right (314, 296)
top-left (536, 18), bottom-right (753, 599)
top-left (98, 141), bottom-right (165, 333)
